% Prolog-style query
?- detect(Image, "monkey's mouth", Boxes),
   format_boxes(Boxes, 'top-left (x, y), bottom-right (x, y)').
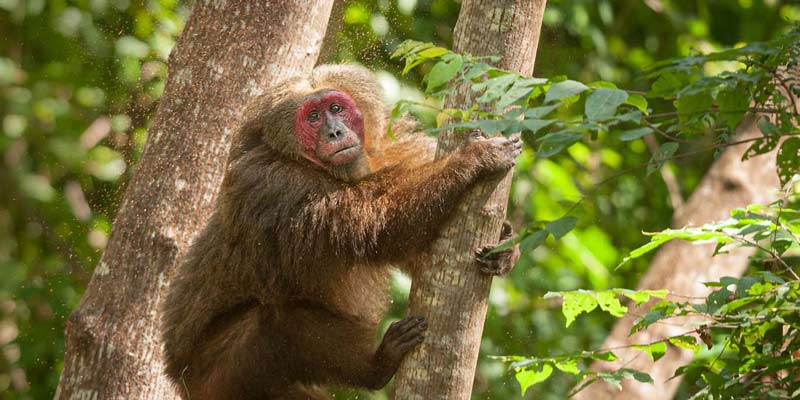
top-left (328, 145), bottom-right (362, 165)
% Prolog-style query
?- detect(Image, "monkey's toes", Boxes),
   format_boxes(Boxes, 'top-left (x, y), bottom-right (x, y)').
top-left (475, 247), bottom-right (515, 276)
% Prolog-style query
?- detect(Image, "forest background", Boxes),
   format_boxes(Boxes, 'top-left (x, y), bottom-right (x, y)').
top-left (1, 0), bottom-right (798, 399)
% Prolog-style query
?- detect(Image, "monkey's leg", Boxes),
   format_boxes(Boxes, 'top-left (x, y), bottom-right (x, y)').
top-left (276, 304), bottom-right (427, 391)
top-left (178, 306), bottom-right (299, 400)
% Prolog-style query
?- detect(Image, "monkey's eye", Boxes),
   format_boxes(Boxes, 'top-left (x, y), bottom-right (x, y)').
top-left (308, 110), bottom-right (319, 122)
top-left (329, 103), bottom-right (342, 114)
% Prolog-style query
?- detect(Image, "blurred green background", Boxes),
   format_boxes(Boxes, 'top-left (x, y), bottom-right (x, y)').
top-left (1, 1), bottom-right (797, 399)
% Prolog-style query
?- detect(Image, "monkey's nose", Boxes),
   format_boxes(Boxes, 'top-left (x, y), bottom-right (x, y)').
top-left (329, 129), bottom-right (344, 140)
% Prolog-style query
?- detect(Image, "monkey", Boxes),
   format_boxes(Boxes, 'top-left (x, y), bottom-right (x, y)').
top-left (161, 64), bottom-right (522, 400)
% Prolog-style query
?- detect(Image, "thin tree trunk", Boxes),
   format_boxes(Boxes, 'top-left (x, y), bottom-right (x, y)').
top-left (54, 2), bottom-right (333, 398)
top-left (573, 117), bottom-right (781, 400)
top-left (392, 1), bottom-right (547, 399)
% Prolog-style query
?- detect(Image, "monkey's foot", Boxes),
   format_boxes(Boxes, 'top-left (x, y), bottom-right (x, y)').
top-left (475, 246), bottom-right (519, 276)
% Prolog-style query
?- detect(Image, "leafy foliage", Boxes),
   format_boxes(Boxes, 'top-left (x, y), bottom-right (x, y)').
top-left (392, 26), bottom-right (799, 188)
top-left (391, 22), bottom-right (799, 400)
top-left (498, 190), bottom-right (800, 398)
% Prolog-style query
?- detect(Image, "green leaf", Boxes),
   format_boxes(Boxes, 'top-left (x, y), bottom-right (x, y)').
top-left (426, 54), bottom-right (463, 91)
top-left (537, 132), bottom-right (583, 157)
top-left (632, 341), bottom-right (667, 362)
top-left (598, 368), bottom-right (653, 390)
top-left (585, 89), bottom-right (628, 121)
top-left (618, 127), bottom-right (653, 141)
top-left (402, 47), bottom-right (449, 74)
top-left (649, 71), bottom-right (688, 98)
top-left (776, 138), bottom-right (800, 186)
top-left (757, 119), bottom-right (781, 136)
top-left (520, 118), bottom-right (555, 133)
top-left (676, 91), bottom-right (712, 123)
top-left (554, 359), bottom-right (581, 375)
top-left (716, 86), bottom-right (749, 130)
top-left (620, 289), bottom-right (668, 305)
top-left (495, 78), bottom-right (543, 110)
top-left (646, 142), bottom-right (679, 175)
top-left (668, 335), bottom-right (701, 353)
top-left (596, 291), bottom-right (627, 317)
top-left (706, 287), bottom-right (732, 315)
top-left (473, 120), bottom-right (512, 134)
top-left (515, 364), bottom-right (553, 396)
top-left (631, 307), bottom-right (671, 334)
top-left (520, 230), bottom-right (548, 252)
top-left (561, 291), bottom-right (598, 327)
top-left (590, 351), bottom-right (619, 361)
top-left (545, 216), bottom-right (578, 239)
top-left (474, 74), bottom-right (516, 103)
top-left (717, 296), bottom-right (758, 314)
top-left (625, 94), bottom-right (648, 114)
top-left (390, 40), bottom-right (427, 59)
top-left (524, 104), bottom-right (561, 118)
top-left (463, 62), bottom-right (491, 80)
top-left (743, 136), bottom-right (780, 160)
top-left (545, 80), bottom-right (588, 103)
top-left (446, 120), bottom-right (512, 135)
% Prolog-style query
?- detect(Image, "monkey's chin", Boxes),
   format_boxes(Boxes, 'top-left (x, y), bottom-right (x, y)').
top-left (328, 155), bottom-right (370, 182)
top-left (327, 145), bottom-right (362, 166)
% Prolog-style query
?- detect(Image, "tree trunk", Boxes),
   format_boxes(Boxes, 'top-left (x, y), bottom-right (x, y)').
top-left (573, 117), bottom-right (781, 400)
top-left (54, 2), bottom-right (333, 399)
top-left (392, 1), bottom-right (547, 399)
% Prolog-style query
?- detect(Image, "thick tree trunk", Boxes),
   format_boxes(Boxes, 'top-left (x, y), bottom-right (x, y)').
top-left (573, 118), bottom-right (781, 400)
top-left (54, 2), bottom-right (333, 399)
top-left (392, 1), bottom-right (547, 399)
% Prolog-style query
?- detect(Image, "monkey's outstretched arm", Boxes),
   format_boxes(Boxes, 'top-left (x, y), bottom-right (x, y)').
top-left (297, 134), bottom-right (522, 265)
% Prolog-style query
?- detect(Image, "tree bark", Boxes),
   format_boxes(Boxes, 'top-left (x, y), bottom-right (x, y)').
top-left (573, 117), bottom-right (781, 400)
top-left (392, 1), bottom-right (547, 399)
top-left (54, 2), bottom-right (333, 399)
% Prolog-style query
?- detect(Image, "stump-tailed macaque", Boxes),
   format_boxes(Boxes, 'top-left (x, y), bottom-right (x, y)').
top-left (161, 64), bottom-right (521, 399)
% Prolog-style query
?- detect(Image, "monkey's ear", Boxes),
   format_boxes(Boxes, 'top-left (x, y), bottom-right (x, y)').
top-left (311, 64), bottom-right (387, 155)
top-left (230, 79), bottom-right (311, 165)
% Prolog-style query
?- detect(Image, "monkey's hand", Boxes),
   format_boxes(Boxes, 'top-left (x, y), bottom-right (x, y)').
top-left (461, 131), bottom-right (523, 177)
top-left (475, 220), bottom-right (520, 276)
top-left (370, 316), bottom-right (427, 389)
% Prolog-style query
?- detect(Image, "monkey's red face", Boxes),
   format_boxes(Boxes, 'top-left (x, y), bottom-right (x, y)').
top-left (295, 90), bottom-right (365, 167)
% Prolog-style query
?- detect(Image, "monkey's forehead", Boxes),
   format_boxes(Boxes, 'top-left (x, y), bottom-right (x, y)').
top-left (303, 88), bottom-right (341, 100)
top-left (300, 89), bottom-right (357, 106)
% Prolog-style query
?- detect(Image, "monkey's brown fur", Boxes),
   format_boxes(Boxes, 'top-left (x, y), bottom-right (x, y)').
top-left (161, 64), bottom-right (520, 399)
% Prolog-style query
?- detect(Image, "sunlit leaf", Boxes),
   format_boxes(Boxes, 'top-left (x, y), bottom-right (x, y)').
top-left (632, 341), bottom-right (667, 361)
top-left (426, 54), bottom-right (463, 91)
top-left (544, 80), bottom-right (588, 103)
top-left (515, 364), bottom-right (553, 396)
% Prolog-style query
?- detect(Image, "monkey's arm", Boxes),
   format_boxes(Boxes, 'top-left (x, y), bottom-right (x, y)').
top-left (296, 134), bottom-right (522, 265)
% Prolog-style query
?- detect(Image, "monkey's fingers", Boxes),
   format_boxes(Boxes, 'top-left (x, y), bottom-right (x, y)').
top-left (396, 333), bottom-right (425, 353)
top-left (386, 316), bottom-right (427, 338)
